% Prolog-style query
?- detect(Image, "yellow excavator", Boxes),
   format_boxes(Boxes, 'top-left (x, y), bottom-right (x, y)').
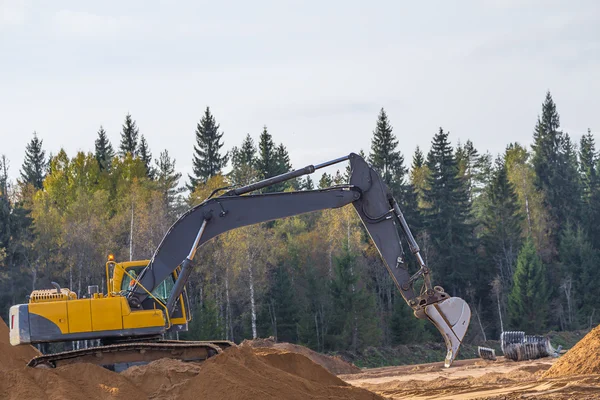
top-left (8, 153), bottom-right (471, 370)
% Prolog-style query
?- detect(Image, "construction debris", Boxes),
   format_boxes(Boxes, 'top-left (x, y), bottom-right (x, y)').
top-left (500, 330), bottom-right (561, 361)
top-left (477, 346), bottom-right (497, 361)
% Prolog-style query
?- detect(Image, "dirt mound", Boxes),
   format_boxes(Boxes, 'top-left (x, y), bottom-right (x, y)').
top-left (544, 323), bottom-right (600, 378)
top-left (242, 337), bottom-right (361, 375)
top-left (1, 318), bottom-right (380, 400)
top-left (130, 346), bottom-right (381, 400)
top-left (0, 315), bottom-right (41, 370)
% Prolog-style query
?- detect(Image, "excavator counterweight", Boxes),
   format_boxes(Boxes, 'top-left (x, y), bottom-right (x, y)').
top-left (8, 152), bottom-right (471, 370)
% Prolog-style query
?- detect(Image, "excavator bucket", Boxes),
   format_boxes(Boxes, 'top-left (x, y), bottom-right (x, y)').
top-left (423, 297), bottom-right (471, 368)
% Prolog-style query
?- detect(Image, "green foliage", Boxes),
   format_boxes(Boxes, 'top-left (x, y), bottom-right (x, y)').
top-left (256, 127), bottom-right (293, 192)
top-left (531, 91), bottom-right (582, 245)
top-left (482, 158), bottom-right (523, 285)
top-left (229, 134), bottom-right (259, 187)
top-left (329, 242), bottom-right (381, 352)
top-left (422, 127), bottom-right (476, 296)
top-left (94, 126), bottom-right (115, 172)
top-left (20, 132), bottom-right (47, 190)
top-left (390, 297), bottom-right (433, 345)
top-left (558, 225), bottom-right (600, 329)
top-left (154, 150), bottom-right (183, 214)
top-left (188, 107), bottom-right (229, 190)
top-left (137, 135), bottom-right (154, 179)
top-left (119, 113), bottom-right (139, 157)
top-left (368, 108), bottom-right (406, 196)
top-left (318, 173), bottom-right (333, 189)
top-left (4, 91), bottom-right (598, 356)
top-left (508, 237), bottom-right (550, 332)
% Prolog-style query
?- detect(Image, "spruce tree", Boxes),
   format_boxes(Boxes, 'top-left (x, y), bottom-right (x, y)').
top-left (94, 126), bottom-right (115, 171)
top-left (410, 146), bottom-right (428, 206)
top-left (422, 128), bottom-right (476, 296)
top-left (231, 134), bottom-right (257, 168)
top-left (558, 225), bottom-right (600, 329)
top-left (20, 132), bottom-right (47, 189)
top-left (138, 135), bottom-right (154, 179)
top-left (329, 242), bottom-right (380, 351)
top-left (579, 129), bottom-right (596, 201)
top-left (368, 108), bottom-right (406, 196)
top-left (531, 91), bottom-right (582, 239)
top-left (187, 107), bottom-right (229, 190)
top-left (318, 173), bottom-right (333, 189)
top-left (412, 146), bottom-right (424, 169)
top-left (256, 126), bottom-right (278, 179)
top-left (155, 149), bottom-right (183, 212)
top-left (482, 157), bottom-right (523, 289)
top-left (229, 133), bottom-right (258, 186)
top-left (303, 176), bottom-right (314, 190)
top-left (266, 264), bottom-right (300, 342)
top-left (508, 237), bottom-right (549, 332)
top-left (119, 113), bottom-right (139, 157)
top-left (275, 144), bottom-right (292, 175)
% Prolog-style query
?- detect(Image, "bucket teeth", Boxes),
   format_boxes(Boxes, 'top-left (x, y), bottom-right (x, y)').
top-left (477, 346), bottom-right (497, 361)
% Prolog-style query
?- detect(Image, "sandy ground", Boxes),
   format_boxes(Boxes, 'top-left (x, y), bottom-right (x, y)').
top-left (341, 357), bottom-right (600, 399)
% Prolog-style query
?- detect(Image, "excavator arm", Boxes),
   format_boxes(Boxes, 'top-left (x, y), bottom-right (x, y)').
top-left (128, 152), bottom-right (471, 367)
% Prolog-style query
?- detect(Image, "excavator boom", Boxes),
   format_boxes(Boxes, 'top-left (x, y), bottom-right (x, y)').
top-left (10, 152), bottom-right (470, 369)
top-left (127, 152), bottom-right (471, 367)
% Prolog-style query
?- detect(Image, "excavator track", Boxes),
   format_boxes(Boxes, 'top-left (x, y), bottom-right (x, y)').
top-left (27, 340), bottom-right (234, 370)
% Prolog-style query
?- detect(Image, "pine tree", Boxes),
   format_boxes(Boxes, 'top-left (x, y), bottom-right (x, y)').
top-left (318, 173), bottom-right (333, 189)
top-left (256, 126), bottom-right (278, 179)
top-left (94, 126), bottom-right (115, 171)
top-left (155, 149), bottom-right (183, 213)
top-left (230, 134), bottom-right (258, 186)
top-left (329, 242), bottom-right (380, 352)
top-left (266, 264), bottom-right (300, 342)
top-left (368, 108), bottom-right (406, 196)
top-left (0, 155), bottom-right (9, 198)
top-left (482, 157), bottom-right (523, 309)
top-left (138, 135), bottom-right (154, 179)
top-left (579, 129), bottom-right (596, 201)
top-left (410, 146), bottom-right (429, 207)
top-left (508, 237), bottom-right (550, 332)
top-left (231, 134), bottom-right (257, 168)
top-left (188, 107), bottom-right (229, 190)
top-left (531, 91), bottom-right (582, 239)
top-left (275, 144), bottom-right (292, 175)
top-left (303, 176), bottom-right (315, 190)
top-left (20, 132), bottom-right (47, 189)
top-left (0, 155), bottom-right (10, 250)
top-left (119, 113), bottom-right (139, 157)
top-left (256, 126), bottom-right (290, 193)
top-left (558, 225), bottom-right (600, 329)
top-left (422, 128), bottom-right (476, 296)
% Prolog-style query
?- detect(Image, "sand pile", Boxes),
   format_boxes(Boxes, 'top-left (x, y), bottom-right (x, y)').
top-left (1, 318), bottom-right (381, 400)
top-left (0, 315), bottom-right (41, 371)
top-left (1, 318), bottom-right (141, 399)
top-left (544, 323), bottom-right (600, 378)
top-left (124, 346), bottom-right (381, 400)
top-left (243, 337), bottom-right (361, 374)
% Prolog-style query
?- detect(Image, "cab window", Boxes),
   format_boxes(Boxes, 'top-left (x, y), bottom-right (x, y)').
top-left (121, 266), bottom-right (175, 302)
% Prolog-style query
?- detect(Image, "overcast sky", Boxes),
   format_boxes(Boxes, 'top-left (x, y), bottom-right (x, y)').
top-left (1, 0), bottom-right (599, 185)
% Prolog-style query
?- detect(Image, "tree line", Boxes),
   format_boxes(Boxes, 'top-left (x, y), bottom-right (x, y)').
top-left (1, 91), bottom-right (598, 355)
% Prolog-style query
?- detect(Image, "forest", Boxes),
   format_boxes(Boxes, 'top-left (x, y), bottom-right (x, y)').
top-left (1, 91), bottom-right (598, 354)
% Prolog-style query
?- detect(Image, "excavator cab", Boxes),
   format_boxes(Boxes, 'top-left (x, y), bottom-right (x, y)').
top-left (107, 258), bottom-right (191, 333)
